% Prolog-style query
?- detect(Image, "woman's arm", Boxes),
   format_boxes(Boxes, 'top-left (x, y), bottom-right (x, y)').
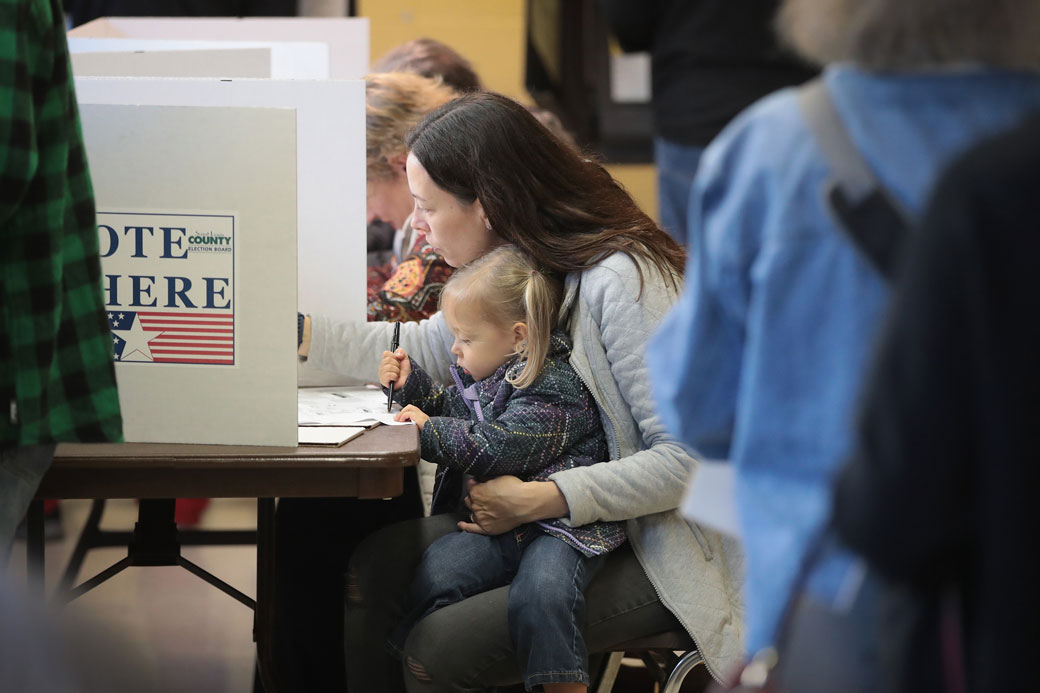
top-left (461, 477), bottom-right (569, 535)
top-left (549, 257), bottom-right (694, 526)
top-left (301, 310), bottom-right (457, 385)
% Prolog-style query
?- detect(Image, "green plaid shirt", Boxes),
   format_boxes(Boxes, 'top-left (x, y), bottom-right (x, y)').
top-left (1, 0), bottom-right (122, 447)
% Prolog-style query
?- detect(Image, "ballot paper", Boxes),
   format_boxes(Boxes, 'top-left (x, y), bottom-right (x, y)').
top-left (298, 387), bottom-right (413, 427)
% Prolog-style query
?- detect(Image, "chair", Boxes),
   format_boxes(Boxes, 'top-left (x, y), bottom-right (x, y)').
top-left (594, 630), bottom-right (705, 693)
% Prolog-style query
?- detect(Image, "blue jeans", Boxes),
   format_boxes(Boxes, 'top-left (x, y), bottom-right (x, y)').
top-left (392, 527), bottom-right (604, 691)
top-left (654, 137), bottom-right (704, 246)
top-left (0, 445), bottom-right (55, 564)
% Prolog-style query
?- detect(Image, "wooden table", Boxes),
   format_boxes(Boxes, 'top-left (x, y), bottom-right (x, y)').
top-left (25, 424), bottom-right (419, 693)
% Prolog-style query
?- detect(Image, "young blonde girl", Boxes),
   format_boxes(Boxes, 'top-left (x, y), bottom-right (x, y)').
top-left (378, 245), bottom-right (624, 692)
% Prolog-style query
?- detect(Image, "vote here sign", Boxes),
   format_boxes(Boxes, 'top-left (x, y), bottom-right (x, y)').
top-left (98, 211), bottom-right (237, 367)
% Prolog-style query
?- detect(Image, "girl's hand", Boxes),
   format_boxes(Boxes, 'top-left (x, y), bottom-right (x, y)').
top-left (395, 404), bottom-right (429, 430)
top-left (378, 348), bottom-right (411, 389)
top-left (458, 477), bottom-right (570, 535)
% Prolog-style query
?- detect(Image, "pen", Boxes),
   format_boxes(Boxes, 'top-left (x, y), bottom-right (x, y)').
top-left (387, 321), bottom-right (401, 413)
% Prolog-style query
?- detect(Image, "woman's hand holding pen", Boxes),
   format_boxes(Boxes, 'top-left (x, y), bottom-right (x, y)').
top-left (379, 348), bottom-right (411, 390)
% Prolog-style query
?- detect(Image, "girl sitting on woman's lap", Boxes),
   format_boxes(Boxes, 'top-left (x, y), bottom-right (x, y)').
top-left (379, 245), bottom-right (624, 692)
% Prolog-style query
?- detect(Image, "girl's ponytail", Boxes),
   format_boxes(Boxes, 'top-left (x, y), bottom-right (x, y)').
top-left (512, 268), bottom-right (561, 389)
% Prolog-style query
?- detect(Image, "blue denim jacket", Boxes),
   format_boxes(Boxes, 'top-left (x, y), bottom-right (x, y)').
top-left (649, 64), bottom-right (1040, 652)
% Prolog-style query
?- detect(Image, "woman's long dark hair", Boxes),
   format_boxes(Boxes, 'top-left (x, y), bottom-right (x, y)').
top-left (405, 92), bottom-right (685, 290)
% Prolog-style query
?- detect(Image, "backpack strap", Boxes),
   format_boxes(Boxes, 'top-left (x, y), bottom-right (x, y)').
top-left (797, 79), bottom-right (912, 283)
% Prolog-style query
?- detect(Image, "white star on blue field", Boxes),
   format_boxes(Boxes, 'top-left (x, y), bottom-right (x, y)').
top-left (107, 311), bottom-right (154, 362)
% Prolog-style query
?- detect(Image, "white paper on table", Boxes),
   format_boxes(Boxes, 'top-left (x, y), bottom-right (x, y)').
top-left (681, 462), bottom-right (740, 538)
top-left (298, 387), bottom-right (414, 426)
top-left (298, 425), bottom-right (366, 446)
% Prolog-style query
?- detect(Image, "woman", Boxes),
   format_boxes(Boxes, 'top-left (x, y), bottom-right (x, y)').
top-left (648, 0), bottom-right (1040, 687)
top-left (298, 92), bottom-right (745, 690)
top-left (271, 71), bottom-right (456, 692)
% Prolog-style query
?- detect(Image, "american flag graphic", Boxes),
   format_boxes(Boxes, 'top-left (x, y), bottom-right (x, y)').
top-left (108, 310), bottom-right (235, 366)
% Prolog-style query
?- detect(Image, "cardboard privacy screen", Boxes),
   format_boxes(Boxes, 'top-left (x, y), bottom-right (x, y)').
top-left (70, 16), bottom-right (369, 78)
top-left (79, 104), bottom-right (298, 446)
top-left (75, 77), bottom-right (367, 331)
top-left (71, 46), bottom-right (274, 79)
top-left (68, 37), bottom-right (328, 79)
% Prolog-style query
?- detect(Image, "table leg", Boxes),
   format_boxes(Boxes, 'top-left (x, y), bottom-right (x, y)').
top-left (255, 498), bottom-right (277, 693)
top-left (26, 499), bottom-right (45, 598)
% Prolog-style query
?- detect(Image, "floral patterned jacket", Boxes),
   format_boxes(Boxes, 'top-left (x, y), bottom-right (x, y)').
top-left (366, 220), bottom-right (453, 323)
top-left (390, 331), bottom-right (626, 556)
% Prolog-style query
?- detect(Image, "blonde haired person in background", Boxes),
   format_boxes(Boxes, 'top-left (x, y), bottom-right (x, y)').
top-left (365, 71), bottom-right (458, 323)
top-left (366, 38), bottom-right (481, 268)
top-left (649, 0), bottom-right (1040, 689)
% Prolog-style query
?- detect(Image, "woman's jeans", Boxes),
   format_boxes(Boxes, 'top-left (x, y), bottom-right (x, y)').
top-left (391, 528), bottom-right (604, 690)
top-left (654, 137), bottom-right (704, 246)
top-left (345, 514), bottom-right (680, 693)
top-left (0, 444), bottom-right (55, 564)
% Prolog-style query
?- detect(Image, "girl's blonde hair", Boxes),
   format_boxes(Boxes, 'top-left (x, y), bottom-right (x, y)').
top-left (441, 246), bottom-right (563, 389)
top-left (777, 0), bottom-right (1040, 70)
top-left (366, 72), bottom-right (457, 182)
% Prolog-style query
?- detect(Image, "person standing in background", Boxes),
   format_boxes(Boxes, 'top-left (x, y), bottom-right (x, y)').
top-left (648, 0), bottom-right (1040, 687)
top-left (372, 37), bottom-right (482, 93)
top-left (600, 0), bottom-right (815, 245)
top-left (833, 118), bottom-right (1040, 693)
top-left (1, 0), bottom-right (122, 561)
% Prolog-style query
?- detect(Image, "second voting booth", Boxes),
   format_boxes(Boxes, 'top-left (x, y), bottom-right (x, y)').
top-left (74, 18), bottom-right (370, 446)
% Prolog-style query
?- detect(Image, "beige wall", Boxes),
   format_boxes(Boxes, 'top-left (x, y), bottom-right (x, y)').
top-left (359, 0), bottom-right (527, 99)
top-left (358, 0), bottom-right (659, 223)
top-left (605, 163), bottom-right (657, 224)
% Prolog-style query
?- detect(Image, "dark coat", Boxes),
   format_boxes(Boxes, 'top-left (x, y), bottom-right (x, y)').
top-left (834, 117), bottom-right (1040, 693)
top-left (393, 331), bottom-right (625, 556)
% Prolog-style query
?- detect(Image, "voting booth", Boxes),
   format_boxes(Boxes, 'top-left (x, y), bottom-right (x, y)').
top-left (70, 45), bottom-right (277, 79)
top-left (69, 16), bottom-right (369, 79)
top-left (74, 19), bottom-right (369, 446)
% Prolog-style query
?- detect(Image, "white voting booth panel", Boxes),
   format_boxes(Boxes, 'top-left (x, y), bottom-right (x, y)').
top-left (76, 77), bottom-right (366, 324)
top-left (71, 46), bottom-right (272, 79)
top-left (77, 77), bottom-right (367, 388)
top-left (79, 104), bottom-right (298, 446)
top-left (70, 17), bottom-right (369, 79)
top-left (68, 37), bottom-right (327, 79)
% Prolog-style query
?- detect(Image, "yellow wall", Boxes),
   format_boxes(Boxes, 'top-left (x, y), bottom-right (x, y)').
top-left (358, 1), bottom-right (659, 223)
top-left (605, 163), bottom-right (657, 224)
top-left (359, 0), bottom-right (527, 99)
